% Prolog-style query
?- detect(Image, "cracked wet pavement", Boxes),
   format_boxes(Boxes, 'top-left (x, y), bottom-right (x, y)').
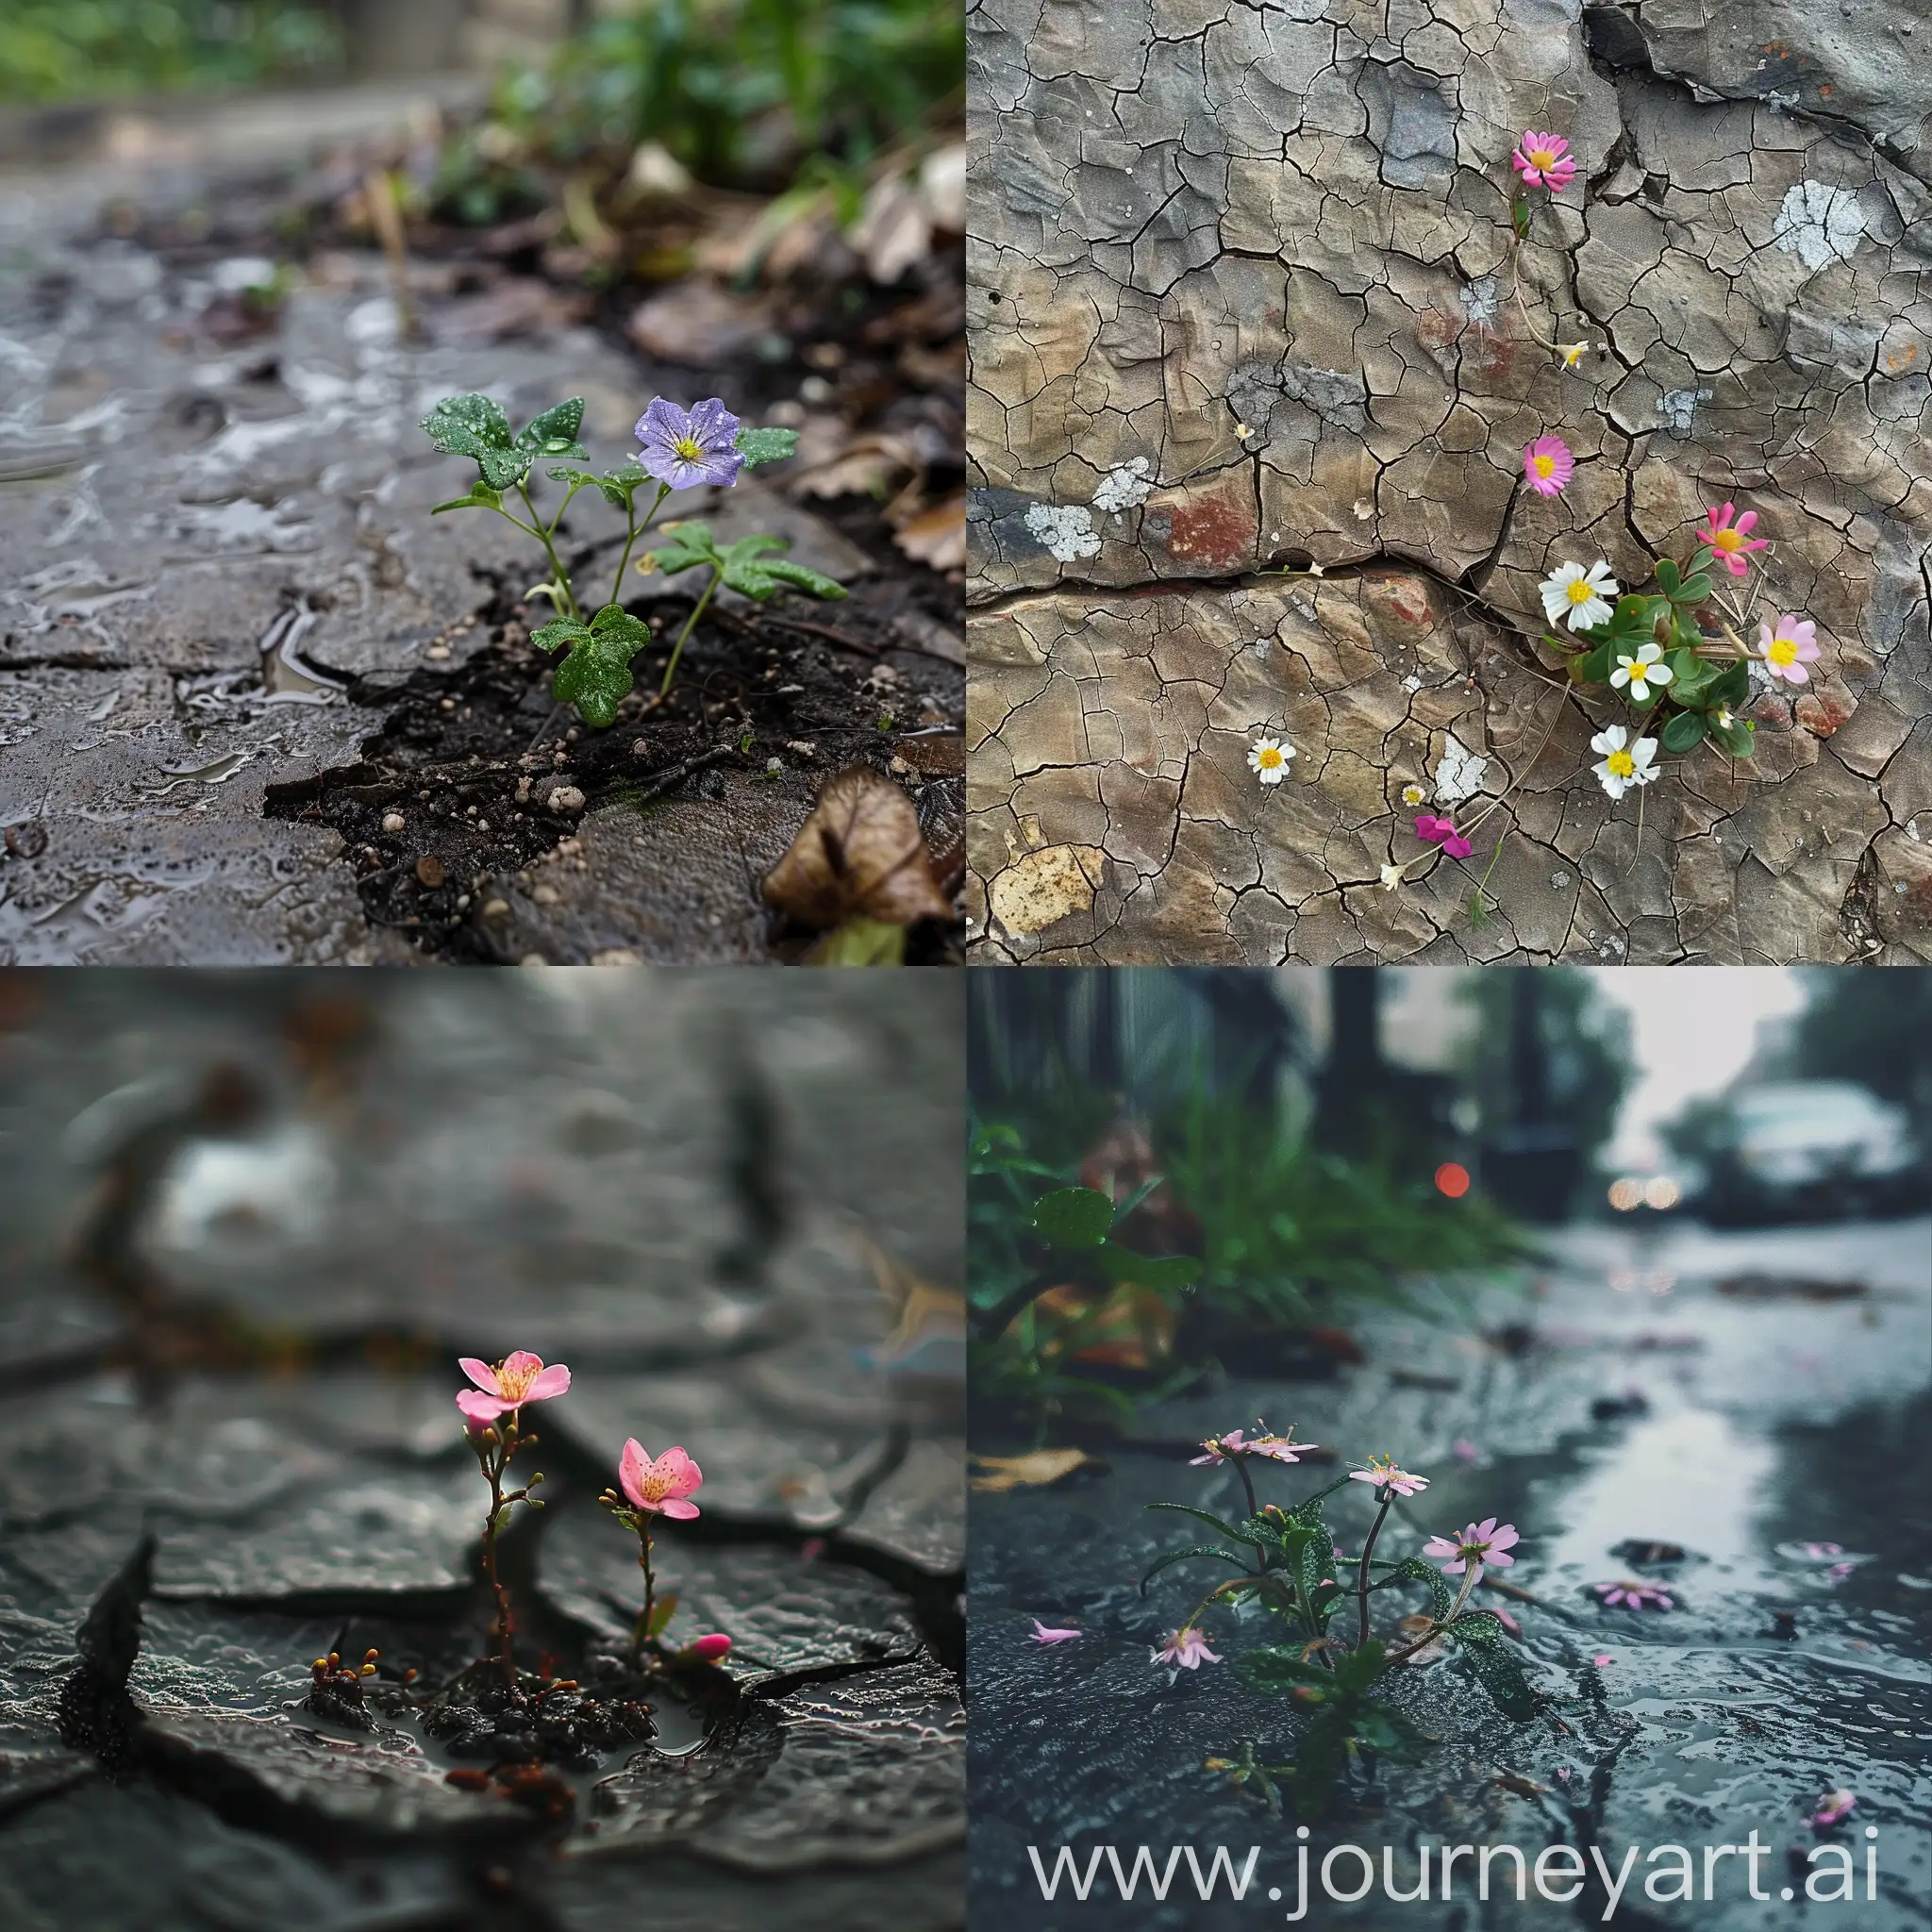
top-left (0, 973), bottom-right (965, 1930)
top-left (965, 0), bottom-right (1932, 963)
top-left (968, 1213), bottom-right (1932, 1929)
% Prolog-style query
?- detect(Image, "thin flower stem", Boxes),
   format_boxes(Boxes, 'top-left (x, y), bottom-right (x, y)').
top-left (1383, 1566), bottom-right (1481, 1666)
top-left (517, 483), bottom-right (580, 621)
top-left (630, 1524), bottom-right (657, 1667)
top-left (658, 567), bottom-right (721, 698)
top-left (1233, 1457), bottom-right (1259, 1526)
top-left (480, 1424), bottom-right (519, 1688)
top-left (609, 482), bottom-right (672, 609)
top-left (1357, 1492), bottom-right (1393, 1650)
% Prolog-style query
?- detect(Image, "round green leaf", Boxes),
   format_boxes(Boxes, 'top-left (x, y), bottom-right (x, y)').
top-left (1660, 710), bottom-right (1707, 752)
top-left (1030, 1187), bottom-right (1114, 1251)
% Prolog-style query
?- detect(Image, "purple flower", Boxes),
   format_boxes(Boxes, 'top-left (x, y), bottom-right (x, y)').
top-left (1191, 1423), bottom-right (1317, 1466)
top-left (635, 397), bottom-right (744, 491)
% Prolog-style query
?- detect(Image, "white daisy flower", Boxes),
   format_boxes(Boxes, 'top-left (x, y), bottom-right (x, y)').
top-left (1591, 724), bottom-right (1658, 800)
top-left (1401, 782), bottom-right (1426, 808)
top-left (1248, 737), bottom-right (1295, 786)
top-left (1608, 641), bottom-right (1674, 701)
top-left (1540, 559), bottom-right (1621, 632)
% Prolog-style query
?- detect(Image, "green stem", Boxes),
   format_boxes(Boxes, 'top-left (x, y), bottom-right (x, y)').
top-left (659, 566), bottom-right (721, 698)
top-left (1356, 1491), bottom-right (1392, 1651)
top-left (482, 1426), bottom-right (518, 1688)
top-left (630, 1524), bottom-right (657, 1666)
top-left (518, 483), bottom-right (580, 621)
top-left (609, 482), bottom-right (672, 609)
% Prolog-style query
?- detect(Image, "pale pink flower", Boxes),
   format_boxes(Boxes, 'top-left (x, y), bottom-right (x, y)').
top-left (1030, 1620), bottom-right (1081, 1644)
top-left (1452, 1439), bottom-right (1480, 1464)
top-left (1592, 1653), bottom-right (1612, 1667)
top-left (1811, 1790), bottom-right (1856, 1828)
top-left (1191, 1424), bottom-right (1317, 1466)
top-left (689, 1633), bottom-right (732, 1662)
top-left (1825, 1561), bottom-right (1856, 1580)
top-left (1757, 613), bottom-right (1819, 685)
top-left (1349, 1455), bottom-right (1428, 1497)
top-left (1152, 1627), bottom-right (1222, 1670)
top-left (618, 1440), bottom-right (704, 1519)
top-left (456, 1351), bottom-right (572, 1424)
top-left (1422, 1517), bottom-right (1520, 1584)
top-left (1523, 435), bottom-right (1574, 496)
top-left (1491, 1605), bottom-right (1523, 1636)
top-left (1797, 1541), bottom-right (1844, 1558)
top-left (1511, 131), bottom-right (1576, 192)
top-left (1591, 1579), bottom-right (1674, 1610)
top-left (1696, 502), bottom-right (1768, 577)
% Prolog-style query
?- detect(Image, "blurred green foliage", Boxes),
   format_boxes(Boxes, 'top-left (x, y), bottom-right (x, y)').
top-left (532, 0), bottom-right (961, 189)
top-left (0, 1), bottom-right (341, 103)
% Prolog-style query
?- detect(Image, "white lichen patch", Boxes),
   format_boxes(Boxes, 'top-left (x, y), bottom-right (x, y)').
top-left (1770, 181), bottom-right (1867, 273)
top-left (1023, 502), bottom-right (1104, 561)
top-left (1433, 733), bottom-right (1489, 804)
top-left (1091, 458), bottom-right (1153, 512)
top-left (1657, 386), bottom-right (1712, 434)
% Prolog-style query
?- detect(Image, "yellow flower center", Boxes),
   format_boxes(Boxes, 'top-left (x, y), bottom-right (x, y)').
top-left (1533, 454), bottom-right (1555, 477)
top-left (1529, 148), bottom-right (1558, 171)
top-left (673, 435), bottom-right (707, 462)
top-left (1711, 527), bottom-right (1742, 552)
top-left (1607, 750), bottom-right (1635, 778)
top-left (1768, 637), bottom-right (1797, 666)
top-left (1257, 746), bottom-right (1283, 770)
top-left (1566, 578), bottom-right (1596, 606)
top-left (496, 1360), bottom-right (538, 1401)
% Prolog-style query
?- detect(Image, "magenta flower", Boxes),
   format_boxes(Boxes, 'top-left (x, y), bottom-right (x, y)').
top-left (618, 1440), bottom-right (704, 1520)
top-left (1511, 131), bottom-right (1576, 192)
top-left (1422, 1517), bottom-right (1520, 1584)
top-left (1191, 1423), bottom-right (1318, 1466)
top-left (1797, 1541), bottom-right (1844, 1558)
top-left (1414, 815), bottom-right (1474, 861)
top-left (456, 1351), bottom-right (572, 1424)
top-left (1591, 1653), bottom-right (1612, 1667)
top-left (1696, 502), bottom-right (1768, 577)
top-left (688, 1633), bottom-right (732, 1663)
top-left (1029, 1620), bottom-right (1081, 1644)
top-left (635, 396), bottom-right (744, 491)
top-left (1523, 435), bottom-right (1574, 497)
top-left (1811, 1790), bottom-right (1856, 1828)
top-left (1152, 1627), bottom-right (1222, 1670)
top-left (1591, 1579), bottom-right (1674, 1610)
top-left (1757, 613), bottom-right (1819, 685)
top-left (1349, 1455), bottom-right (1428, 1498)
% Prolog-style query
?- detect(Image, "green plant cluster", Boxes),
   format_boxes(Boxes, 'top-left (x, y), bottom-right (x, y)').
top-left (1144, 1479), bottom-right (1538, 1817)
top-left (0, 1), bottom-right (339, 103)
top-left (1555, 556), bottom-right (1757, 760)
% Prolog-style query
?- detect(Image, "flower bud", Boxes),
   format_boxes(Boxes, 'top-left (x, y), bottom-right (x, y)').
top-left (689, 1633), bottom-right (732, 1663)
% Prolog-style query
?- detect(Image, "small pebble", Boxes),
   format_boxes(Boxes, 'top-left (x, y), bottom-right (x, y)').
top-left (425, 644), bottom-right (450, 661)
top-left (456, 893), bottom-right (471, 910)
top-left (482, 898), bottom-right (510, 919)
top-left (475, 819), bottom-right (491, 833)
top-left (532, 883), bottom-right (561, 907)
top-left (415, 855), bottom-right (445, 889)
top-left (548, 786), bottom-right (587, 814)
top-left (515, 776), bottom-right (532, 803)
top-left (440, 697), bottom-right (457, 711)
top-left (381, 812), bottom-right (405, 833)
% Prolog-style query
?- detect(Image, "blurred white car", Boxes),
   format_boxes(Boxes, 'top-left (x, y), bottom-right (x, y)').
top-left (1701, 1081), bottom-right (1922, 1223)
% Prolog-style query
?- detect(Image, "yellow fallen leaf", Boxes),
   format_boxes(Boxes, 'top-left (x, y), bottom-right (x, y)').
top-left (969, 1449), bottom-right (1101, 1492)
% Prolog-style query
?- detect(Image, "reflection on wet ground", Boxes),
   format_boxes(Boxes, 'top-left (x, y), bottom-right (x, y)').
top-left (0, 973), bottom-right (964, 1930)
top-left (970, 1215), bottom-right (1931, 1930)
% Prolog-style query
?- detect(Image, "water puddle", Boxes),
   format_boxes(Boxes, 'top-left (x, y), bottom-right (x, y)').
top-left (258, 601), bottom-right (346, 704)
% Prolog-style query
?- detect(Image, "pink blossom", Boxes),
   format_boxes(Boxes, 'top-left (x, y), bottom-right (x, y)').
top-left (1452, 1439), bottom-right (1480, 1464)
top-left (1757, 613), bottom-right (1819, 685)
top-left (1523, 435), bottom-right (1574, 497)
top-left (1591, 1579), bottom-right (1674, 1610)
top-left (1797, 1542), bottom-right (1844, 1558)
top-left (1422, 1517), bottom-right (1520, 1584)
top-left (689, 1633), bottom-right (732, 1662)
top-left (1152, 1626), bottom-right (1222, 1670)
top-left (456, 1351), bottom-right (572, 1424)
top-left (1811, 1790), bottom-right (1856, 1828)
top-left (1190, 1424), bottom-right (1318, 1466)
top-left (1349, 1455), bottom-right (1428, 1498)
top-left (1415, 816), bottom-right (1474, 861)
top-left (1030, 1620), bottom-right (1081, 1644)
top-left (1825, 1561), bottom-right (1855, 1580)
top-left (618, 1440), bottom-right (704, 1520)
top-left (1592, 1653), bottom-right (1612, 1667)
top-left (1696, 502), bottom-right (1768, 577)
top-left (1511, 131), bottom-right (1576, 192)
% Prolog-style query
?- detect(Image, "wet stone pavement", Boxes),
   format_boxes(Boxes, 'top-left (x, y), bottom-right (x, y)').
top-left (969, 1216), bottom-right (1931, 1930)
top-left (0, 974), bottom-right (966, 1930)
top-left (0, 159), bottom-right (962, 963)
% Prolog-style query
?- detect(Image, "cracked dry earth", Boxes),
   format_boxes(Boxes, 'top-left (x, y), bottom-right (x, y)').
top-left (965, 0), bottom-right (1932, 963)
top-left (0, 974), bottom-right (965, 1932)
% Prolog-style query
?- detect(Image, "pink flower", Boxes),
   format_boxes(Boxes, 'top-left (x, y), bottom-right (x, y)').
top-left (1811, 1790), bottom-right (1856, 1828)
top-left (618, 1440), bottom-right (704, 1519)
top-left (1797, 1542), bottom-right (1844, 1559)
top-left (1591, 1579), bottom-right (1674, 1610)
top-left (1030, 1620), bottom-right (1081, 1644)
top-left (1491, 1606), bottom-right (1523, 1636)
top-left (1592, 1653), bottom-right (1612, 1667)
top-left (1452, 1439), bottom-right (1480, 1464)
top-left (1415, 815), bottom-right (1474, 860)
top-left (1152, 1627), bottom-right (1222, 1670)
top-left (1349, 1455), bottom-right (1428, 1498)
top-left (1523, 435), bottom-right (1574, 496)
top-left (1825, 1561), bottom-right (1856, 1580)
top-left (456, 1351), bottom-right (572, 1424)
top-left (1422, 1517), bottom-right (1520, 1584)
top-left (1511, 131), bottom-right (1576, 192)
top-left (1191, 1423), bottom-right (1318, 1466)
top-left (688, 1633), bottom-right (732, 1662)
top-left (1696, 502), bottom-right (1768, 577)
top-left (1757, 613), bottom-right (1819, 685)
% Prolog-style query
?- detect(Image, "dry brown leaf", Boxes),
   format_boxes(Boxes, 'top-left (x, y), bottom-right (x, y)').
top-left (791, 434), bottom-right (919, 502)
top-left (627, 281), bottom-right (774, 363)
top-left (892, 493), bottom-right (967, 572)
top-left (763, 765), bottom-right (952, 929)
top-left (968, 1449), bottom-right (1099, 1493)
